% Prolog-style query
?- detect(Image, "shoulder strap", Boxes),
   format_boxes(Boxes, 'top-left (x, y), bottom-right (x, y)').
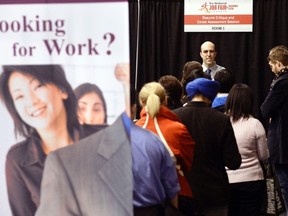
top-left (154, 117), bottom-right (184, 176)
top-left (154, 117), bottom-right (175, 158)
top-left (142, 113), bottom-right (184, 176)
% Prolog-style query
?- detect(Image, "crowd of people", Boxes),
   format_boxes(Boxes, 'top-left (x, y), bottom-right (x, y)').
top-left (130, 42), bottom-right (288, 216)
top-left (0, 43), bottom-right (288, 216)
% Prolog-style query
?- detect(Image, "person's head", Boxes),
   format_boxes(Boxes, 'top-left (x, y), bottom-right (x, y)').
top-left (0, 65), bottom-right (78, 138)
top-left (138, 82), bottom-right (166, 118)
top-left (225, 83), bottom-right (254, 122)
top-left (74, 83), bottom-right (107, 125)
top-left (267, 45), bottom-right (288, 75)
top-left (200, 41), bottom-right (217, 68)
top-left (181, 61), bottom-right (209, 94)
top-left (186, 78), bottom-right (220, 105)
top-left (214, 68), bottom-right (235, 93)
top-left (158, 75), bottom-right (183, 109)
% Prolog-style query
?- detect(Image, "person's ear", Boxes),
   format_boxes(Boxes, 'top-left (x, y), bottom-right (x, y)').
top-left (60, 88), bottom-right (68, 99)
top-left (277, 61), bottom-right (283, 68)
top-left (163, 96), bottom-right (168, 106)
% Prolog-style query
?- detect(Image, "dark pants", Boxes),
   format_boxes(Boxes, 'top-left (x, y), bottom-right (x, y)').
top-left (193, 205), bottom-right (228, 216)
top-left (228, 180), bottom-right (265, 216)
top-left (274, 164), bottom-right (288, 211)
top-left (204, 205), bottom-right (228, 216)
top-left (134, 205), bottom-right (163, 216)
top-left (179, 195), bottom-right (195, 216)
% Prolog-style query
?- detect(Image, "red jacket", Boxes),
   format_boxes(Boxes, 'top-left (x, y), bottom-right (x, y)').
top-left (136, 105), bottom-right (195, 198)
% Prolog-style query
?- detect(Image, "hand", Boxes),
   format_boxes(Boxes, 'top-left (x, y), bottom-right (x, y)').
top-left (114, 63), bottom-right (130, 86)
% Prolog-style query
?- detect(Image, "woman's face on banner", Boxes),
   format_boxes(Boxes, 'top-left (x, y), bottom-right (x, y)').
top-left (8, 71), bottom-right (68, 130)
top-left (77, 92), bottom-right (105, 125)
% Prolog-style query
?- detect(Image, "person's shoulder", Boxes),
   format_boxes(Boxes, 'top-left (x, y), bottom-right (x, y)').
top-left (209, 107), bottom-right (230, 120)
top-left (6, 139), bottom-right (30, 163)
top-left (172, 106), bottom-right (187, 115)
top-left (247, 116), bottom-right (264, 127)
top-left (212, 105), bottom-right (225, 113)
top-left (212, 108), bottom-right (228, 116)
top-left (276, 73), bottom-right (288, 83)
top-left (132, 125), bottom-right (165, 151)
top-left (132, 124), bottom-right (159, 141)
top-left (134, 117), bottom-right (146, 126)
top-left (215, 64), bottom-right (225, 70)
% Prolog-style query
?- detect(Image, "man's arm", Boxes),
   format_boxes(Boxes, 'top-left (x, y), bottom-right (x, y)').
top-left (36, 152), bottom-right (80, 216)
top-left (261, 79), bottom-right (288, 118)
top-left (169, 194), bottom-right (178, 209)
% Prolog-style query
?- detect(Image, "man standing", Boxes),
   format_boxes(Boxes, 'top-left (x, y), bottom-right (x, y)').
top-left (261, 45), bottom-right (288, 211)
top-left (200, 41), bottom-right (225, 79)
top-left (173, 78), bottom-right (241, 216)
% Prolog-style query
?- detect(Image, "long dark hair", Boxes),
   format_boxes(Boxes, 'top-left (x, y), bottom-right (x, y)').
top-left (0, 65), bottom-right (79, 138)
top-left (225, 83), bottom-right (254, 122)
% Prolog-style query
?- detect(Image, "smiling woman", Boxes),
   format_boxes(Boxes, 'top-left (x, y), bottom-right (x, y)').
top-left (8, 72), bottom-right (69, 132)
top-left (0, 65), bottom-right (106, 216)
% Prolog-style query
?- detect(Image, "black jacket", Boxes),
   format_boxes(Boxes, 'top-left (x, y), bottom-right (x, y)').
top-left (173, 101), bottom-right (241, 209)
top-left (261, 70), bottom-right (288, 164)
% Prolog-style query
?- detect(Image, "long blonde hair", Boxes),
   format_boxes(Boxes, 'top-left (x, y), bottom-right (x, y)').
top-left (139, 82), bottom-right (166, 118)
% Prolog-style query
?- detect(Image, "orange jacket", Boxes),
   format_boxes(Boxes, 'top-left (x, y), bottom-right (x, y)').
top-left (136, 106), bottom-right (195, 198)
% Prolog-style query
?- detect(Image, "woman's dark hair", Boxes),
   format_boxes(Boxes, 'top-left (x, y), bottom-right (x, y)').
top-left (74, 83), bottom-right (107, 123)
top-left (214, 68), bottom-right (235, 93)
top-left (225, 83), bottom-right (254, 122)
top-left (159, 75), bottom-right (183, 109)
top-left (0, 65), bottom-right (79, 138)
top-left (181, 61), bottom-right (209, 94)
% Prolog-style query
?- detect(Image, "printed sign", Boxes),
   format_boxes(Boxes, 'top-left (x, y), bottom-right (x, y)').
top-left (184, 0), bottom-right (253, 32)
top-left (0, 1), bottom-right (130, 215)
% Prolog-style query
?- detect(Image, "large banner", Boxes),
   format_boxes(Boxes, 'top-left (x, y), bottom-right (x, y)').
top-left (0, 1), bottom-right (129, 215)
top-left (184, 0), bottom-right (253, 32)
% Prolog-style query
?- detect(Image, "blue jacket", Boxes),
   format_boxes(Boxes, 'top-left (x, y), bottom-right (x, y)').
top-left (131, 124), bottom-right (180, 207)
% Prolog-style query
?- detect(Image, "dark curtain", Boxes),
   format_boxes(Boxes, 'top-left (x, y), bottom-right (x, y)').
top-left (129, 0), bottom-right (288, 120)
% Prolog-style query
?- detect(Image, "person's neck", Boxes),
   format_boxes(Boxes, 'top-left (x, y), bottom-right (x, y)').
top-left (275, 66), bottom-right (288, 77)
top-left (204, 61), bottom-right (216, 68)
top-left (191, 95), bottom-right (211, 105)
top-left (38, 123), bottom-right (73, 155)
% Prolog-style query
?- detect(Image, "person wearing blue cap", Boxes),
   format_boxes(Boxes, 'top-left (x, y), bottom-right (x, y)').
top-left (173, 78), bottom-right (241, 216)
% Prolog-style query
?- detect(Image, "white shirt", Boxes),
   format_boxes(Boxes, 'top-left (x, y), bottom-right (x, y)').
top-left (226, 116), bottom-right (269, 183)
top-left (202, 62), bottom-right (225, 80)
